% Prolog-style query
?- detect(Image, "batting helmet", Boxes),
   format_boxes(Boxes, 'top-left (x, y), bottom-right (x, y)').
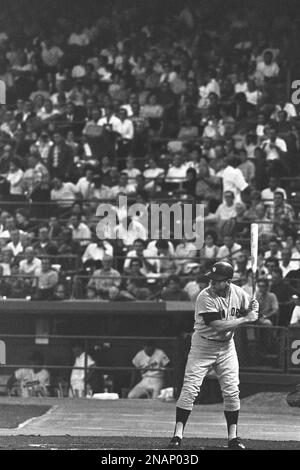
top-left (204, 261), bottom-right (234, 281)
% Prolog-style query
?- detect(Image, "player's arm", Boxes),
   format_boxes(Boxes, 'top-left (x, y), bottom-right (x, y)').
top-left (202, 300), bottom-right (259, 333)
top-left (209, 313), bottom-right (257, 333)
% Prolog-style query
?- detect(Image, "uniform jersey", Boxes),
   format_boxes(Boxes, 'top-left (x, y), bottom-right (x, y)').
top-left (132, 348), bottom-right (170, 379)
top-left (194, 283), bottom-right (250, 341)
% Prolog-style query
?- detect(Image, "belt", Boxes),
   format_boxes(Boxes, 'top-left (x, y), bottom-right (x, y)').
top-left (200, 336), bottom-right (230, 343)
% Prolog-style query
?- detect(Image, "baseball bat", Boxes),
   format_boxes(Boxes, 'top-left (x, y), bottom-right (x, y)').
top-left (250, 223), bottom-right (259, 300)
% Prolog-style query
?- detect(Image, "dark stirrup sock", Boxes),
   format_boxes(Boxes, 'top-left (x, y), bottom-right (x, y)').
top-left (224, 410), bottom-right (239, 439)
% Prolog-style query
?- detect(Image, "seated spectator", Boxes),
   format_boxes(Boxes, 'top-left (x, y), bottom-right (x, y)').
top-left (123, 239), bottom-right (156, 276)
top-left (69, 341), bottom-right (96, 398)
top-left (212, 191), bottom-right (238, 237)
top-left (36, 257), bottom-right (59, 300)
top-left (50, 176), bottom-right (78, 209)
top-left (155, 239), bottom-right (180, 278)
top-left (289, 296), bottom-right (300, 326)
top-left (217, 234), bottom-right (242, 263)
top-left (90, 175), bottom-right (112, 200)
top-left (7, 351), bottom-right (50, 397)
top-left (198, 231), bottom-right (219, 261)
top-left (271, 267), bottom-right (298, 326)
top-left (122, 258), bottom-right (151, 300)
top-left (165, 153), bottom-right (187, 186)
top-left (258, 256), bottom-right (280, 279)
top-left (87, 254), bottom-right (121, 300)
top-left (122, 156), bottom-right (141, 186)
top-left (19, 246), bottom-right (42, 278)
top-left (6, 158), bottom-right (25, 199)
top-left (266, 190), bottom-right (295, 226)
top-left (241, 269), bottom-right (254, 298)
top-left (232, 252), bottom-right (250, 286)
top-left (264, 238), bottom-right (282, 259)
top-left (237, 148), bottom-right (255, 185)
top-left (48, 132), bottom-right (74, 179)
top-left (33, 226), bottom-right (58, 256)
top-left (255, 204), bottom-right (273, 239)
top-left (279, 248), bottom-right (299, 278)
top-left (6, 229), bottom-right (24, 257)
top-left (174, 236), bottom-right (198, 274)
top-left (0, 247), bottom-right (14, 276)
top-left (159, 275), bottom-right (190, 301)
top-left (69, 213), bottom-right (91, 249)
top-left (52, 283), bottom-right (69, 301)
top-left (184, 273), bottom-right (209, 304)
top-left (75, 166), bottom-right (95, 199)
top-left (110, 173), bottom-right (136, 198)
top-left (57, 226), bottom-right (81, 255)
top-left (143, 157), bottom-right (165, 192)
top-left (114, 215), bottom-right (148, 248)
top-left (0, 265), bottom-right (12, 298)
top-left (261, 176), bottom-right (287, 207)
top-left (256, 50), bottom-right (279, 80)
top-left (82, 233), bottom-right (113, 269)
top-left (181, 167), bottom-right (197, 198)
top-left (256, 278), bottom-right (279, 325)
top-left (128, 340), bottom-right (170, 399)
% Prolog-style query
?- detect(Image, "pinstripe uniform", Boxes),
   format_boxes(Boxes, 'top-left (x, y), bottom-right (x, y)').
top-left (177, 282), bottom-right (250, 412)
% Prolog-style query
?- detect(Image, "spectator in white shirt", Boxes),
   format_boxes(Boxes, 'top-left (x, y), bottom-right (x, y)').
top-left (256, 50), bottom-right (279, 80)
top-left (143, 157), bottom-right (165, 191)
top-left (217, 234), bottom-right (242, 263)
top-left (122, 156), bottom-right (141, 185)
top-left (6, 229), bottom-right (23, 257)
top-left (234, 72), bottom-right (248, 94)
top-left (69, 214), bottom-right (91, 248)
top-left (110, 173), bottom-right (136, 198)
top-left (123, 238), bottom-right (156, 275)
top-left (50, 176), bottom-right (78, 208)
top-left (165, 154), bottom-right (188, 183)
top-left (271, 98), bottom-right (297, 121)
top-left (261, 127), bottom-right (287, 161)
top-left (97, 105), bottom-right (122, 134)
top-left (75, 167), bottom-right (95, 199)
top-left (217, 156), bottom-right (248, 203)
top-left (261, 176), bottom-right (287, 207)
top-left (82, 235), bottom-right (113, 267)
top-left (7, 159), bottom-right (24, 196)
top-left (19, 246), bottom-right (42, 277)
top-left (118, 108), bottom-right (134, 140)
top-left (279, 248), bottom-right (299, 278)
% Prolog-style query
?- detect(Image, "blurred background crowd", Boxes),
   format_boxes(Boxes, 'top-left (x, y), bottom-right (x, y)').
top-left (0, 0), bottom-right (300, 327)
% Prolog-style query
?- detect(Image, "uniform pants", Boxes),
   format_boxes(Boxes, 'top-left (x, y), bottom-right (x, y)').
top-left (177, 333), bottom-right (240, 412)
top-left (128, 377), bottom-right (164, 399)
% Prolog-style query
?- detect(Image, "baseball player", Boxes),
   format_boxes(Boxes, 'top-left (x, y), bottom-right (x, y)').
top-left (168, 261), bottom-right (259, 450)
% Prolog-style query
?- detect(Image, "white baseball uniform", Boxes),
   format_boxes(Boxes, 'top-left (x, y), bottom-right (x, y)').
top-left (128, 348), bottom-right (170, 398)
top-left (177, 282), bottom-right (250, 411)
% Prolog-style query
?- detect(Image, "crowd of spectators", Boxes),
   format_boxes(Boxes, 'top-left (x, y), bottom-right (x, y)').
top-left (0, 1), bottom-right (300, 326)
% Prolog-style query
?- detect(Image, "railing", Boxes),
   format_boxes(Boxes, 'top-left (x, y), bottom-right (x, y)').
top-left (0, 327), bottom-right (299, 398)
top-left (0, 334), bottom-right (178, 397)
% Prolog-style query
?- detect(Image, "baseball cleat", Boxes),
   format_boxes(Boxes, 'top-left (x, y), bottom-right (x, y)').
top-left (228, 437), bottom-right (246, 450)
top-left (168, 436), bottom-right (182, 448)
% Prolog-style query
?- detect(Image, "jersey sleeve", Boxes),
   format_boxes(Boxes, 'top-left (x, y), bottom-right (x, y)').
top-left (157, 350), bottom-right (170, 367)
top-left (240, 287), bottom-right (251, 314)
top-left (196, 292), bottom-right (222, 324)
top-left (132, 351), bottom-right (142, 368)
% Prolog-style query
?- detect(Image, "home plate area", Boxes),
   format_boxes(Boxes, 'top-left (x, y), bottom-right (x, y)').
top-left (0, 394), bottom-right (299, 450)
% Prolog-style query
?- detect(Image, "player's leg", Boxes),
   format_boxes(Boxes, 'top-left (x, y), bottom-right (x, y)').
top-left (214, 341), bottom-right (245, 449)
top-left (169, 340), bottom-right (218, 447)
top-left (127, 379), bottom-right (149, 399)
